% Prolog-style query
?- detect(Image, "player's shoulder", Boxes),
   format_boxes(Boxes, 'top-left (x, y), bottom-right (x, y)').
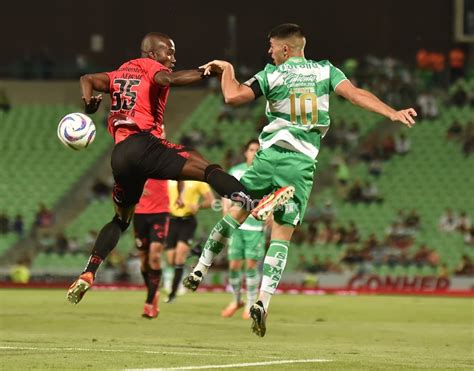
top-left (313, 59), bottom-right (337, 68)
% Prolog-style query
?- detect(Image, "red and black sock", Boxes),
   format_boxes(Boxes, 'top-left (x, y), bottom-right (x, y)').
top-left (146, 268), bottom-right (162, 304)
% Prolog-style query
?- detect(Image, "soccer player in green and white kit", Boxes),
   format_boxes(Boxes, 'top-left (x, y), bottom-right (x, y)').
top-left (184, 23), bottom-right (417, 337)
top-left (221, 139), bottom-right (265, 320)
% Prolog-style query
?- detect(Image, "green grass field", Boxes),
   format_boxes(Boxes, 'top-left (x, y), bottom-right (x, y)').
top-left (0, 289), bottom-right (473, 370)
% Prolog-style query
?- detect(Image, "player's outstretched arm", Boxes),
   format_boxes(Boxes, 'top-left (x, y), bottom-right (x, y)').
top-left (80, 73), bottom-right (109, 114)
top-left (335, 80), bottom-right (417, 128)
top-left (154, 69), bottom-right (207, 87)
top-left (200, 60), bottom-right (255, 106)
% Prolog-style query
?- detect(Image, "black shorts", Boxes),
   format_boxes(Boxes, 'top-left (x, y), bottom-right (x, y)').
top-left (166, 216), bottom-right (197, 250)
top-left (111, 132), bottom-right (190, 208)
top-left (133, 212), bottom-right (170, 250)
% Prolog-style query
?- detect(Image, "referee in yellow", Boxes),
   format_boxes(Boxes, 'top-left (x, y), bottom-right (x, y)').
top-left (165, 180), bottom-right (215, 302)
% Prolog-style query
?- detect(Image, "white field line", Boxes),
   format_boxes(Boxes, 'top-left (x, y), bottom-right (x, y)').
top-left (0, 346), bottom-right (235, 357)
top-left (125, 358), bottom-right (333, 370)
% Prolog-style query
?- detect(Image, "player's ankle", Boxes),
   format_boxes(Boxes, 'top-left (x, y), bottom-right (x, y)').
top-left (194, 261), bottom-right (209, 276)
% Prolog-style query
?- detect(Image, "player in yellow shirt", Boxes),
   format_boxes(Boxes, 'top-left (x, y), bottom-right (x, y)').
top-left (165, 180), bottom-right (215, 302)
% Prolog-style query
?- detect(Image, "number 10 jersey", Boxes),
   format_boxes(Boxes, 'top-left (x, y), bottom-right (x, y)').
top-left (247, 57), bottom-right (347, 160)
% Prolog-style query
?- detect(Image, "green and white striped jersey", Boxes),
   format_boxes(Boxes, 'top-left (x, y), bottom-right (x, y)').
top-left (228, 163), bottom-right (264, 232)
top-left (248, 57), bottom-right (347, 160)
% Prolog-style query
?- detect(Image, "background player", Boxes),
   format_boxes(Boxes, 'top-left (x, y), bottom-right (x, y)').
top-left (185, 23), bottom-right (417, 337)
top-left (165, 180), bottom-right (214, 303)
top-left (133, 179), bottom-right (169, 319)
top-left (67, 32), bottom-right (292, 305)
top-left (221, 139), bottom-right (265, 320)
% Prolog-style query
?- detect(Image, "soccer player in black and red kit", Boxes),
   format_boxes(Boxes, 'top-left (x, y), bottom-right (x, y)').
top-left (67, 32), bottom-right (294, 304)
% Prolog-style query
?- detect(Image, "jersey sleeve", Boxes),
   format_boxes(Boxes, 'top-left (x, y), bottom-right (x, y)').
top-left (141, 59), bottom-right (170, 85)
top-left (329, 61), bottom-right (348, 92)
top-left (251, 67), bottom-right (271, 97)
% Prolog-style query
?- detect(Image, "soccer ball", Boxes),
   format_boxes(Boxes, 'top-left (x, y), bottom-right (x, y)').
top-left (57, 113), bottom-right (96, 150)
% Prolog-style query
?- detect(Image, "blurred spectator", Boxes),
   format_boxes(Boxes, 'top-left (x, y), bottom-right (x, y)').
top-left (336, 156), bottom-right (350, 186)
top-left (35, 203), bottom-right (54, 228)
top-left (291, 228), bottom-right (307, 246)
top-left (413, 243), bottom-right (431, 266)
top-left (320, 200), bottom-right (336, 223)
top-left (346, 179), bottom-right (363, 203)
top-left (342, 246), bottom-right (364, 265)
top-left (0, 89), bottom-right (11, 112)
top-left (345, 122), bottom-right (360, 149)
top-left (448, 46), bottom-right (465, 83)
top-left (405, 209), bottom-right (421, 230)
top-left (333, 225), bottom-right (347, 245)
top-left (296, 254), bottom-right (309, 271)
top-left (68, 236), bottom-right (81, 254)
top-left (306, 256), bottom-right (325, 274)
top-left (394, 133), bottom-right (411, 155)
top-left (38, 232), bottom-right (54, 251)
top-left (462, 123), bottom-right (474, 157)
top-left (305, 201), bottom-right (319, 224)
top-left (12, 214), bottom-right (24, 237)
top-left (323, 257), bottom-right (342, 273)
top-left (10, 258), bottom-right (31, 284)
top-left (438, 208), bottom-right (458, 232)
top-left (84, 230), bottom-right (98, 251)
top-left (455, 255), bottom-right (474, 275)
top-left (386, 221), bottom-right (413, 248)
top-left (92, 178), bottom-right (112, 200)
top-left (307, 222), bottom-right (318, 244)
top-left (0, 212), bottom-right (9, 234)
top-left (317, 221), bottom-right (334, 245)
top-left (427, 249), bottom-right (440, 268)
top-left (55, 233), bottom-right (69, 255)
top-left (381, 134), bottom-right (395, 159)
top-left (206, 128), bottom-right (224, 149)
top-left (416, 91), bottom-right (438, 119)
top-left (345, 221), bottom-right (360, 244)
top-left (464, 227), bottom-right (474, 246)
top-left (361, 180), bottom-right (383, 203)
top-left (446, 121), bottom-right (463, 140)
top-left (368, 158), bottom-right (383, 177)
top-left (457, 211), bottom-right (472, 233)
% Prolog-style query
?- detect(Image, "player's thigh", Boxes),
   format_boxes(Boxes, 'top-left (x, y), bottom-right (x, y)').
top-left (228, 229), bottom-right (245, 261)
top-left (177, 217), bottom-right (198, 247)
top-left (133, 214), bottom-right (151, 252)
top-left (273, 151), bottom-right (315, 227)
top-left (147, 213), bottom-right (170, 246)
top-left (166, 217), bottom-right (179, 251)
top-left (175, 241), bottom-right (190, 263)
top-left (242, 230), bottom-right (266, 261)
top-left (178, 150), bottom-right (211, 181)
top-left (239, 150), bottom-right (275, 200)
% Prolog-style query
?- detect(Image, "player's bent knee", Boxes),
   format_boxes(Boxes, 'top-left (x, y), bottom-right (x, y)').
top-left (112, 214), bottom-right (130, 232)
top-left (204, 164), bottom-right (223, 181)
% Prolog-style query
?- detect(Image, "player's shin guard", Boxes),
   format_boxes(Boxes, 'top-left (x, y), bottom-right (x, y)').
top-left (245, 267), bottom-right (259, 307)
top-left (82, 215), bottom-right (129, 276)
top-left (204, 164), bottom-right (253, 207)
top-left (146, 268), bottom-right (162, 304)
top-left (259, 240), bottom-right (289, 311)
top-left (228, 269), bottom-right (242, 303)
top-left (194, 215), bottom-right (241, 275)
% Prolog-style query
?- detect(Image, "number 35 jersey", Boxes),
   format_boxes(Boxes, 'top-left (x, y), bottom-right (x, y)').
top-left (106, 58), bottom-right (171, 144)
top-left (245, 57), bottom-right (347, 160)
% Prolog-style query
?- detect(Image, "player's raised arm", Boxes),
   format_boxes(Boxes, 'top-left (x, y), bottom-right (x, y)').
top-left (80, 72), bottom-right (109, 114)
top-left (201, 60), bottom-right (255, 106)
top-left (335, 79), bottom-right (417, 128)
top-left (154, 69), bottom-right (207, 87)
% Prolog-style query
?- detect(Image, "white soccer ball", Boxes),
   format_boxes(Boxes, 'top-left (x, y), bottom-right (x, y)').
top-left (57, 113), bottom-right (96, 150)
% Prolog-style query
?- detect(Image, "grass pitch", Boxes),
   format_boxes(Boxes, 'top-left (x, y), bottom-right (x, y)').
top-left (0, 289), bottom-right (473, 370)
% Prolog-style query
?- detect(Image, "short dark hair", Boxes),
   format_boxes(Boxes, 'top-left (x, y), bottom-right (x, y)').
top-left (244, 139), bottom-right (259, 151)
top-left (268, 24), bottom-right (305, 39)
